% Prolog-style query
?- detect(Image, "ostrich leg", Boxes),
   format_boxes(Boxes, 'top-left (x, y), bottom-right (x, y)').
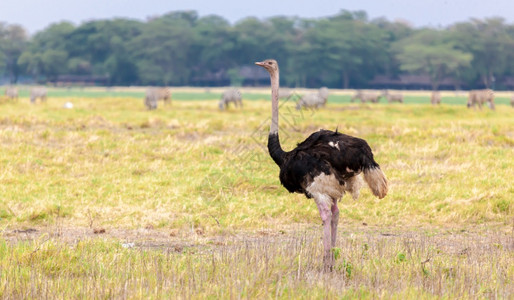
top-left (331, 201), bottom-right (339, 248)
top-left (315, 195), bottom-right (334, 270)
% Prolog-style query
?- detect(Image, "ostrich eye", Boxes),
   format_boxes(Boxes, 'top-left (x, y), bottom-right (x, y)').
top-left (268, 61), bottom-right (272, 65)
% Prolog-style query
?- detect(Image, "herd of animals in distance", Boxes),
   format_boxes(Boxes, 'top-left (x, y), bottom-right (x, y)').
top-left (4, 86), bottom-right (514, 110)
top-left (1, 85), bottom-right (512, 110)
top-left (143, 86), bottom-right (508, 110)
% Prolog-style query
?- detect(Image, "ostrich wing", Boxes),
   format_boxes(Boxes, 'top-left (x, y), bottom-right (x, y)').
top-left (278, 129), bottom-right (380, 196)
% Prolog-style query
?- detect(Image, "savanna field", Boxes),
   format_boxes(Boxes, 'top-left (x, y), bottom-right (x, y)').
top-left (0, 87), bottom-right (513, 298)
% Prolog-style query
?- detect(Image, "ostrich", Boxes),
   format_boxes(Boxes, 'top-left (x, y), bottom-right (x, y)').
top-left (255, 59), bottom-right (388, 270)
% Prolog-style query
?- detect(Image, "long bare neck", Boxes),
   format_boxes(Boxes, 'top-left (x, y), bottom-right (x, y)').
top-left (267, 69), bottom-right (286, 166)
top-left (270, 71), bottom-right (279, 133)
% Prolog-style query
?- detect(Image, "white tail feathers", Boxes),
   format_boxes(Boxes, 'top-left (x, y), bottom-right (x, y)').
top-left (363, 167), bottom-right (388, 199)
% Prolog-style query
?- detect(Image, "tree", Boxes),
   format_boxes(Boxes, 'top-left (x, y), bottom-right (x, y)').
top-left (395, 30), bottom-right (472, 90)
top-left (18, 22), bottom-right (74, 82)
top-left (372, 18), bottom-right (414, 78)
top-left (189, 15), bottom-right (236, 85)
top-left (449, 18), bottom-right (514, 88)
top-left (295, 10), bottom-right (388, 88)
top-left (129, 11), bottom-right (197, 85)
top-left (0, 23), bottom-right (28, 83)
top-left (7, 10), bottom-right (514, 89)
top-left (66, 19), bottom-right (143, 84)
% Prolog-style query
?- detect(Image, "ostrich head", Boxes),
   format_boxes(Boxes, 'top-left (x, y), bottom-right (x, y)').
top-left (255, 59), bottom-right (279, 75)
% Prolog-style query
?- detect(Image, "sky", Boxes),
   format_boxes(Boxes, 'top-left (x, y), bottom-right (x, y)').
top-left (1, 0), bottom-right (513, 34)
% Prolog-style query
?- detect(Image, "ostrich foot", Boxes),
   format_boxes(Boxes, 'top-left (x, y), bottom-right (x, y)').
top-left (323, 251), bottom-right (335, 272)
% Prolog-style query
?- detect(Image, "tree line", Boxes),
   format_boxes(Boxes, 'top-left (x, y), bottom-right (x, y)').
top-left (1, 10), bottom-right (514, 90)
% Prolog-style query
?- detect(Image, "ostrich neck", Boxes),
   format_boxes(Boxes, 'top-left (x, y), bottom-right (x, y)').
top-left (270, 72), bottom-right (279, 134)
top-left (267, 70), bottom-right (286, 167)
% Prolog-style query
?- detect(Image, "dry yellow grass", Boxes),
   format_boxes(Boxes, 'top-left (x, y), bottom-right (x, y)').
top-left (1, 227), bottom-right (512, 298)
top-left (1, 96), bottom-right (512, 231)
top-left (0, 94), bottom-right (513, 298)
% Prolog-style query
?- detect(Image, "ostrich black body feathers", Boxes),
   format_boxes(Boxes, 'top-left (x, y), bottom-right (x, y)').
top-left (268, 129), bottom-right (380, 198)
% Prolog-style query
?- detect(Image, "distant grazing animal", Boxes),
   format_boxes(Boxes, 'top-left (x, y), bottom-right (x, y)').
top-left (319, 87), bottom-right (329, 101)
top-left (296, 87), bottom-right (329, 110)
top-left (218, 88), bottom-right (242, 110)
top-left (144, 87), bottom-right (171, 110)
top-left (467, 89), bottom-right (495, 110)
top-left (5, 86), bottom-right (19, 100)
top-left (256, 59), bottom-right (387, 271)
top-left (363, 93), bottom-right (381, 103)
top-left (351, 90), bottom-right (380, 103)
top-left (30, 87), bottom-right (47, 103)
top-left (381, 90), bottom-right (403, 103)
top-left (278, 88), bottom-right (294, 100)
top-left (144, 95), bottom-right (157, 110)
top-left (350, 90), bottom-right (362, 102)
top-left (430, 91), bottom-right (441, 105)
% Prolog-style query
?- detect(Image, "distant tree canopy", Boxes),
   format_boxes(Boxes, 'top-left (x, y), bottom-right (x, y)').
top-left (2, 11), bottom-right (514, 89)
top-left (394, 30), bottom-right (473, 90)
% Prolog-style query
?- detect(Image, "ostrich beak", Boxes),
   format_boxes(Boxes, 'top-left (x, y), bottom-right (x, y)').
top-left (255, 61), bottom-right (264, 67)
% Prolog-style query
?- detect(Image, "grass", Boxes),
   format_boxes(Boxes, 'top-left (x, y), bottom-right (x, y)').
top-left (0, 90), bottom-right (513, 298)
top-left (1, 228), bottom-right (512, 298)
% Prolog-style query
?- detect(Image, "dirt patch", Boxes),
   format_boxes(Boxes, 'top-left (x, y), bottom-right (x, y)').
top-left (3, 225), bottom-right (513, 255)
